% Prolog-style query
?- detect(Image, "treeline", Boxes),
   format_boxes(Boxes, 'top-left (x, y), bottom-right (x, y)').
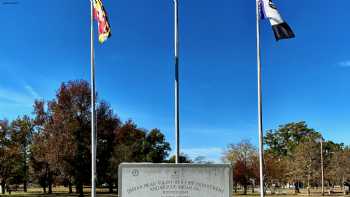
top-left (3, 80), bottom-right (350, 196)
top-left (223, 122), bottom-right (350, 195)
top-left (0, 80), bottom-right (172, 196)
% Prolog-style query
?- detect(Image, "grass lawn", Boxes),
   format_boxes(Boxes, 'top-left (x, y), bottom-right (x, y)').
top-left (0, 187), bottom-right (118, 197)
top-left (0, 188), bottom-right (348, 197)
top-left (0, 194), bottom-right (334, 197)
top-left (0, 194), bottom-right (117, 197)
top-left (0, 193), bottom-right (337, 197)
top-left (0, 193), bottom-right (344, 197)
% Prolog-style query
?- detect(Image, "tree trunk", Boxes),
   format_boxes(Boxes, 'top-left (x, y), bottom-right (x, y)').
top-left (1, 181), bottom-right (5, 194)
top-left (48, 183), bottom-right (52, 194)
top-left (243, 185), bottom-right (247, 195)
top-left (48, 172), bottom-right (53, 194)
top-left (76, 183), bottom-right (84, 197)
top-left (7, 186), bottom-right (11, 195)
top-left (307, 175), bottom-right (311, 196)
top-left (294, 182), bottom-right (300, 194)
top-left (43, 186), bottom-right (46, 193)
top-left (23, 160), bottom-right (28, 192)
top-left (68, 182), bottom-right (73, 193)
top-left (108, 182), bottom-right (113, 193)
top-left (23, 180), bottom-right (27, 192)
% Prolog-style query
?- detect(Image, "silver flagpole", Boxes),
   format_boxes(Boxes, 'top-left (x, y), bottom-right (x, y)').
top-left (256, 0), bottom-right (265, 197)
top-left (90, 0), bottom-right (97, 197)
top-left (173, 0), bottom-right (180, 164)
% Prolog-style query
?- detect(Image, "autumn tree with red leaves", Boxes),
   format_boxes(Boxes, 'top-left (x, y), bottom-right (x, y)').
top-left (223, 140), bottom-right (259, 194)
top-left (30, 80), bottom-right (171, 195)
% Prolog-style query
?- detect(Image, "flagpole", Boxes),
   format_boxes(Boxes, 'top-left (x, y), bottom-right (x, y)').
top-left (90, 0), bottom-right (97, 197)
top-left (256, 0), bottom-right (265, 197)
top-left (173, 0), bottom-right (180, 164)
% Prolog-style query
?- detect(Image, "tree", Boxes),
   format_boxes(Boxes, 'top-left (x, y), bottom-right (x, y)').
top-left (223, 140), bottom-right (259, 195)
top-left (10, 116), bottom-right (34, 192)
top-left (264, 122), bottom-right (350, 195)
top-left (264, 122), bottom-right (321, 157)
top-left (167, 154), bottom-right (192, 163)
top-left (33, 87), bottom-right (123, 194)
top-left (264, 152), bottom-right (289, 192)
top-left (112, 120), bottom-right (146, 163)
top-left (323, 142), bottom-right (347, 188)
top-left (193, 156), bottom-right (213, 164)
top-left (340, 148), bottom-right (350, 189)
top-left (31, 80), bottom-right (92, 196)
top-left (32, 96), bottom-right (93, 195)
top-left (96, 101), bottom-right (121, 193)
top-left (30, 133), bottom-right (56, 194)
top-left (0, 120), bottom-right (15, 194)
top-left (110, 121), bottom-right (171, 191)
top-left (112, 121), bottom-right (171, 164)
top-left (288, 140), bottom-right (320, 195)
top-left (0, 120), bottom-right (9, 194)
top-left (2, 79), bottom-right (172, 195)
top-left (30, 80), bottom-right (172, 195)
top-left (0, 119), bottom-right (25, 194)
top-left (264, 122), bottom-right (325, 193)
top-left (109, 121), bottom-right (143, 191)
top-left (143, 129), bottom-right (171, 163)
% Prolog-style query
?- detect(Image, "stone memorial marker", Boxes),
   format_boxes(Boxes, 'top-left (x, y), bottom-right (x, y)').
top-left (119, 163), bottom-right (232, 197)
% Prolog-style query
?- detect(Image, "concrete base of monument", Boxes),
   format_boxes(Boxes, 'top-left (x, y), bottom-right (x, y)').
top-left (118, 163), bottom-right (232, 197)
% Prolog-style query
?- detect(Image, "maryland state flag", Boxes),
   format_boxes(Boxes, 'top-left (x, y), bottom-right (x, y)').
top-left (93, 0), bottom-right (111, 43)
top-left (259, 0), bottom-right (295, 41)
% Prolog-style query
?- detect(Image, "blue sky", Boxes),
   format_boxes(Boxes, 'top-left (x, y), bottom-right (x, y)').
top-left (1, 0), bottom-right (350, 162)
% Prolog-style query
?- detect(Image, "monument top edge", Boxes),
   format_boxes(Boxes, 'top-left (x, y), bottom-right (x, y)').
top-left (119, 163), bottom-right (232, 168)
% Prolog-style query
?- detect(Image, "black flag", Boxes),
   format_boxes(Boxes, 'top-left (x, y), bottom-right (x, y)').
top-left (259, 0), bottom-right (295, 41)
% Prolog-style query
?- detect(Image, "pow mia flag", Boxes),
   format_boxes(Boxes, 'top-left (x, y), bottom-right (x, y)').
top-left (259, 0), bottom-right (295, 41)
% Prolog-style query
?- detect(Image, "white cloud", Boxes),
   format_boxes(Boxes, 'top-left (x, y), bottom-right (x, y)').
top-left (24, 85), bottom-right (40, 99)
top-left (0, 86), bottom-right (36, 107)
top-left (182, 147), bottom-right (224, 163)
top-left (339, 61), bottom-right (350, 67)
top-left (0, 88), bottom-right (31, 105)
